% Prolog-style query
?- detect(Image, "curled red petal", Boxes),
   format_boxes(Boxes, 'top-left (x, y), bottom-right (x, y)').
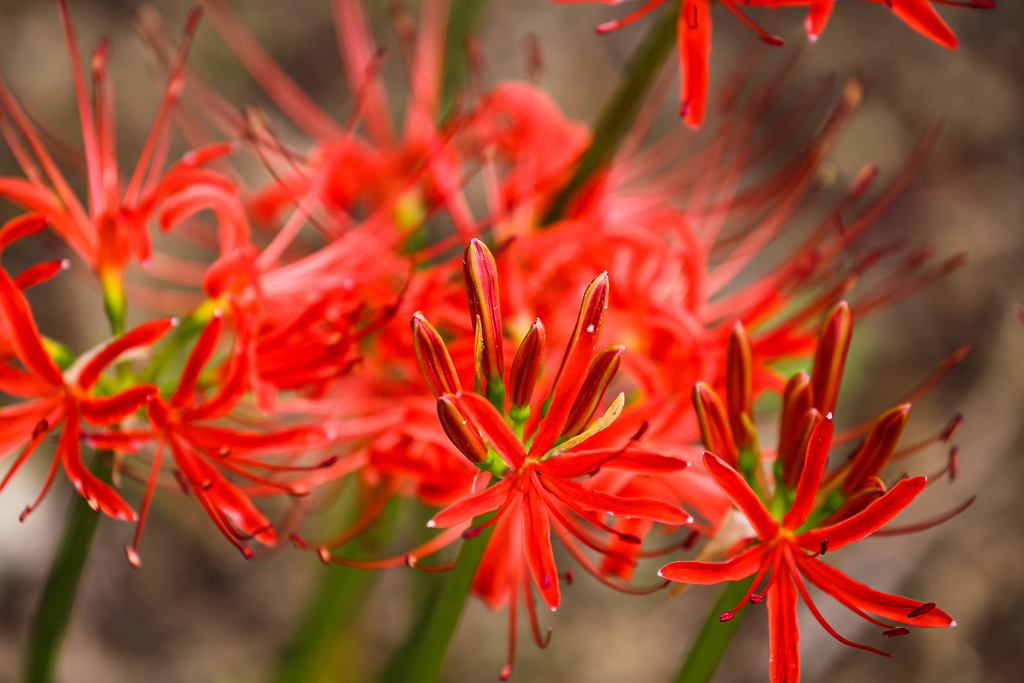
top-left (704, 452), bottom-right (778, 540)
top-left (659, 543), bottom-right (769, 584)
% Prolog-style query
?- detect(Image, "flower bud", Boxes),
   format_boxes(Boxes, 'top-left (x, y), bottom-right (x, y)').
top-left (411, 312), bottom-right (461, 398)
top-left (509, 319), bottom-right (546, 408)
top-left (436, 395), bottom-right (489, 464)
top-left (777, 371), bottom-right (813, 486)
top-left (842, 403), bottom-right (910, 495)
top-left (463, 239), bottom-right (504, 389)
top-left (561, 345), bottom-right (623, 439)
top-left (726, 322), bottom-right (753, 448)
top-left (692, 382), bottom-right (738, 467)
top-left (810, 301), bottom-right (852, 416)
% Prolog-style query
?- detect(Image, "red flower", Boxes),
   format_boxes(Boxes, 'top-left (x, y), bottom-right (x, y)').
top-left (564, 0), bottom-right (991, 127)
top-left (659, 302), bottom-right (967, 682)
top-left (0, 3), bottom-right (248, 314)
top-left (660, 446), bottom-right (952, 683)
top-left (0, 265), bottom-right (174, 522)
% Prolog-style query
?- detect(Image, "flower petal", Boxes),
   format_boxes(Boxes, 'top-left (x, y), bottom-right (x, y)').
top-left (782, 414), bottom-right (833, 529)
top-left (59, 404), bottom-right (137, 522)
top-left (798, 476), bottom-right (926, 552)
top-left (544, 475), bottom-right (691, 525)
top-left (796, 554), bottom-right (953, 628)
top-left (535, 448), bottom-right (689, 478)
top-left (429, 475), bottom-right (516, 529)
top-left (767, 560), bottom-right (800, 683)
top-left (704, 452), bottom-right (778, 540)
top-left (456, 391), bottom-right (526, 469)
top-left (523, 480), bottom-right (560, 610)
top-left (659, 543), bottom-right (769, 584)
top-left (0, 268), bottom-right (63, 386)
top-left (78, 318), bottom-right (176, 390)
top-left (78, 385), bottom-right (158, 426)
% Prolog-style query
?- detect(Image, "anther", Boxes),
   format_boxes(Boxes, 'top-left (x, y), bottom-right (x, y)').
top-left (318, 455), bottom-right (338, 468)
top-left (125, 545), bottom-right (141, 568)
top-left (404, 555), bottom-right (418, 568)
top-left (749, 593), bottom-right (763, 604)
top-left (561, 570), bottom-right (574, 585)
top-left (632, 421), bottom-right (649, 442)
top-left (318, 548), bottom-right (331, 565)
top-left (462, 526), bottom-right (482, 539)
top-left (819, 538), bottom-right (829, 555)
top-left (883, 627), bottom-right (910, 637)
top-left (618, 532), bottom-right (642, 545)
top-left (32, 419), bottom-right (49, 438)
top-left (683, 530), bottom-right (700, 551)
top-left (499, 663), bottom-right (513, 681)
top-left (907, 602), bottom-right (936, 618)
top-left (948, 446), bottom-right (959, 482)
top-left (719, 610), bottom-right (735, 622)
top-left (241, 546), bottom-right (254, 560)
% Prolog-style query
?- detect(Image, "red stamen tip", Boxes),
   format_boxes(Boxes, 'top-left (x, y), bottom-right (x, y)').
top-left (318, 455), bottom-right (338, 468)
top-left (619, 532), bottom-right (642, 545)
top-left (632, 421), bottom-right (650, 442)
top-left (125, 545), bottom-right (142, 568)
top-left (463, 526), bottom-right (482, 539)
top-left (288, 532), bottom-right (307, 549)
top-left (819, 538), bottom-right (829, 555)
top-left (941, 415), bottom-right (963, 442)
top-left (19, 506), bottom-right (31, 523)
top-left (949, 446), bottom-right (960, 482)
top-left (318, 547), bottom-right (331, 565)
top-left (562, 570), bottom-right (574, 585)
top-left (762, 35), bottom-right (785, 46)
top-left (241, 546), bottom-right (254, 560)
top-left (883, 627), bottom-right (910, 637)
top-left (907, 602), bottom-right (936, 618)
top-left (184, 6), bottom-right (204, 35)
top-left (719, 610), bottom-right (735, 622)
top-left (32, 418), bottom-right (49, 439)
top-left (749, 593), bottom-right (763, 604)
top-left (499, 663), bottom-right (513, 681)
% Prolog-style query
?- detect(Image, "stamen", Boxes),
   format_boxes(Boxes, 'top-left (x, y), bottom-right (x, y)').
top-left (883, 627), bottom-right (910, 637)
top-left (872, 495), bottom-right (976, 536)
top-left (907, 602), bottom-right (936, 618)
top-left (819, 538), bottom-right (829, 556)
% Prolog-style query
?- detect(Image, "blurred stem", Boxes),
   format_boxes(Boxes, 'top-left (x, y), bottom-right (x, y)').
top-left (271, 499), bottom-right (401, 683)
top-left (440, 0), bottom-right (490, 118)
top-left (21, 453), bottom-right (111, 683)
top-left (100, 271), bottom-right (126, 337)
top-left (542, 3), bottom-right (679, 224)
top-left (671, 578), bottom-right (755, 683)
top-left (404, 513), bottom-right (496, 683)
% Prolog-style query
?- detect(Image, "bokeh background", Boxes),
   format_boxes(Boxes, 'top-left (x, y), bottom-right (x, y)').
top-left (0, 0), bottom-right (1021, 681)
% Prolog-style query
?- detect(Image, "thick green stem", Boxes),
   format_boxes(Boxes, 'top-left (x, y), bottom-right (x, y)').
top-left (404, 514), bottom-right (495, 683)
top-left (271, 500), bottom-right (400, 683)
top-left (441, 0), bottom-right (490, 118)
top-left (21, 455), bottom-right (111, 683)
top-left (672, 578), bottom-right (755, 683)
top-left (542, 3), bottom-right (679, 224)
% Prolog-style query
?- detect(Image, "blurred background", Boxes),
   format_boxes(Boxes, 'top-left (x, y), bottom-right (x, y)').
top-left (0, 0), bottom-right (1021, 681)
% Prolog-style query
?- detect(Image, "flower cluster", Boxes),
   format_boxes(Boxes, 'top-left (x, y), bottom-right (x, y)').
top-left (0, 0), bottom-right (980, 681)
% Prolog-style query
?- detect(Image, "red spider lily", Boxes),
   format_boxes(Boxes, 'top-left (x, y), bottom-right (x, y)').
top-left (85, 310), bottom-right (351, 565)
top-left (321, 240), bottom-right (691, 678)
top-left (566, 0), bottom-right (991, 127)
top-left (0, 3), bottom-right (248, 318)
top-left (659, 448), bottom-right (952, 683)
top-left (659, 302), bottom-right (968, 681)
top-left (0, 265), bottom-right (175, 522)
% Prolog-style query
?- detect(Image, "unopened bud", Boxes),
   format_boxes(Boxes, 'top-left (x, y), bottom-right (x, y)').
top-left (412, 312), bottom-right (461, 398)
top-left (437, 395), bottom-right (489, 464)
top-left (463, 239), bottom-right (504, 389)
top-left (561, 345), bottom-right (624, 439)
top-left (509, 319), bottom-right (546, 408)
top-left (778, 372), bottom-right (814, 486)
top-left (692, 383), bottom-right (738, 467)
top-left (842, 403), bottom-right (910, 495)
top-left (726, 323), bottom-right (753, 448)
top-left (811, 301), bottom-right (852, 416)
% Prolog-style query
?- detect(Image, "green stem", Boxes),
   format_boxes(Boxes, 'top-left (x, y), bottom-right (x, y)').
top-left (21, 454), bottom-right (111, 683)
top-left (378, 556), bottom-right (445, 683)
top-left (271, 499), bottom-right (401, 683)
top-left (404, 514), bottom-right (496, 683)
top-left (542, 3), bottom-right (679, 224)
top-left (672, 578), bottom-right (755, 683)
top-left (441, 0), bottom-right (491, 118)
